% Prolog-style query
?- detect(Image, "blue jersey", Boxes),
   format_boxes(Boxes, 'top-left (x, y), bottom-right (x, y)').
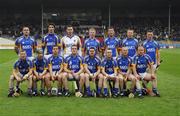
top-left (48, 55), bottom-right (63, 72)
top-left (13, 59), bottom-right (33, 75)
top-left (133, 54), bottom-right (153, 73)
top-left (42, 33), bottom-right (60, 55)
top-left (143, 40), bottom-right (160, 63)
top-left (104, 37), bottom-right (121, 57)
top-left (117, 55), bottom-right (132, 73)
top-left (83, 38), bottom-right (100, 55)
top-left (101, 58), bottom-right (117, 74)
top-left (18, 36), bottom-right (37, 57)
top-left (122, 38), bottom-right (138, 58)
top-left (65, 55), bottom-right (83, 73)
top-left (84, 55), bottom-right (101, 73)
top-left (33, 57), bottom-right (48, 73)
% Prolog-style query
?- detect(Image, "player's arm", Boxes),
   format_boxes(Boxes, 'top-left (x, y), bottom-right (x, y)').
top-left (75, 63), bottom-right (84, 75)
top-left (94, 66), bottom-right (101, 77)
top-left (48, 64), bottom-right (53, 78)
top-left (148, 60), bottom-right (155, 77)
top-left (156, 49), bottom-right (161, 65)
top-left (82, 40), bottom-right (86, 57)
top-left (14, 38), bottom-right (19, 54)
top-left (101, 67), bottom-right (109, 77)
top-left (132, 64), bottom-right (139, 79)
top-left (58, 64), bottom-right (63, 74)
top-left (84, 64), bottom-right (91, 75)
top-left (113, 67), bottom-right (118, 77)
top-left (14, 46), bottom-right (19, 55)
top-left (12, 69), bottom-right (21, 81)
top-left (33, 66), bottom-right (39, 77)
top-left (64, 63), bottom-right (71, 73)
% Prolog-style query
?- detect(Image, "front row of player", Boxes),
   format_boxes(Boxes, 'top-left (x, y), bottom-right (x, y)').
top-left (8, 45), bottom-right (160, 98)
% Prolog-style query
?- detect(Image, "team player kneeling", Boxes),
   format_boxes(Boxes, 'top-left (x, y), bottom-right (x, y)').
top-left (8, 26), bottom-right (160, 98)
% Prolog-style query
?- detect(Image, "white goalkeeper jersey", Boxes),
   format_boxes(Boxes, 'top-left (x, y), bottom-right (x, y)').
top-left (61, 35), bottom-right (82, 58)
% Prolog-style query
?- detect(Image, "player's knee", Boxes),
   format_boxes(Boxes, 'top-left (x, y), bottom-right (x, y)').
top-left (80, 73), bottom-right (85, 77)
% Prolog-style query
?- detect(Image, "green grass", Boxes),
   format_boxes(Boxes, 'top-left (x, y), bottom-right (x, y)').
top-left (0, 49), bottom-right (180, 116)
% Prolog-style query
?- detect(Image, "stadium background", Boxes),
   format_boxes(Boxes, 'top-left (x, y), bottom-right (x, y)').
top-left (0, 0), bottom-right (180, 115)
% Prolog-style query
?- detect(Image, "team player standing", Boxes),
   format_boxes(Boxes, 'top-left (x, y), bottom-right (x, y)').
top-left (8, 24), bottom-right (160, 98)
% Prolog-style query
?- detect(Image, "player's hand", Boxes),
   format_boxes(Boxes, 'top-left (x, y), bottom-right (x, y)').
top-left (51, 77), bottom-right (55, 82)
top-left (16, 77), bottom-right (22, 82)
top-left (135, 74), bottom-right (140, 80)
top-left (124, 76), bottom-right (128, 82)
top-left (39, 74), bottom-right (43, 79)
top-left (23, 74), bottom-right (28, 80)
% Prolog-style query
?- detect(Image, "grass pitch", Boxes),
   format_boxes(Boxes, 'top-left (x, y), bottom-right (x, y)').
top-left (0, 49), bottom-right (180, 116)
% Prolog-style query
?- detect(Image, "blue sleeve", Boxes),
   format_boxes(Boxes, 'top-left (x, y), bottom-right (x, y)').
top-left (28, 60), bottom-right (33, 68)
top-left (133, 56), bottom-right (137, 64)
top-left (113, 60), bottom-right (118, 67)
top-left (15, 38), bottom-right (19, 46)
top-left (146, 54), bottom-right (153, 64)
top-left (97, 58), bottom-right (101, 66)
top-left (13, 61), bottom-right (18, 69)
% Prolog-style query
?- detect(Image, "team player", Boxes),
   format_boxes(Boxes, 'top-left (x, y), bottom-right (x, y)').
top-left (15, 26), bottom-right (37, 61)
top-left (61, 25), bottom-right (82, 58)
top-left (84, 47), bottom-right (104, 97)
top-left (143, 31), bottom-right (161, 71)
top-left (83, 28), bottom-right (101, 56)
top-left (32, 50), bottom-right (48, 96)
top-left (101, 49), bottom-right (119, 97)
top-left (103, 27), bottom-right (121, 59)
top-left (122, 29), bottom-right (138, 59)
top-left (8, 50), bottom-right (33, 97)
top-left (132, 46), bottom-right (160, 97)
top-left (45, 46), bottom-right (65, 96)
top-left (64, 45), bottom-right (84, 96)
top-left (42, 23), bottom-right (61, 60)
top-left (117, 47), bottom-right (141, 97)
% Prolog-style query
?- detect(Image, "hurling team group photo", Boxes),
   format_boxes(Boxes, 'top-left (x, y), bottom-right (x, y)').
top-left (8, 23), bottom-right (161, 98)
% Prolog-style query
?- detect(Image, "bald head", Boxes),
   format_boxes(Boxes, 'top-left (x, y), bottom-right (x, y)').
top-left (121, 47), bottom-right (128, 56)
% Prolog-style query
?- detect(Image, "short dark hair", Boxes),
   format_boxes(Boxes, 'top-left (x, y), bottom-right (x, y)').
top-left (89, 47), bottom-right (96, 50)
top-left (66, 25), bottom-right (73, 30)
top-left (48, 23), bottom-right (55, 28)
top-left (22, 26), bottom-right (30, 31)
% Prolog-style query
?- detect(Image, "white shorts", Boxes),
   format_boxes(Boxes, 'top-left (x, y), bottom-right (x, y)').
top-left (109, 74), bottom-right (116, 78)
top-left (27, 57), bottom-right (34, 61)
top-left (44, 54), bottom-right (52, 60)
top-left (139, 72), bottom-right (147, 80)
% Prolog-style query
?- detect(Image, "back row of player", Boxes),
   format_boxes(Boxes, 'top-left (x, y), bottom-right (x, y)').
top-left (8, 23), bottom-right (161, 97)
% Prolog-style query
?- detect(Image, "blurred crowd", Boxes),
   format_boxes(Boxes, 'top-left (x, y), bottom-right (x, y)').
top-left (0, 17), bottom-right (180, 41)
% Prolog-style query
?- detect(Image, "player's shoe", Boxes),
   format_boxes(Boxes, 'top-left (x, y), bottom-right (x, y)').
top-left (40, 89), bottom-right (45, 96)
top-left (32, 91), bottom-right (38, 96)
top-left (16, 88), bottom-right (23, 94)
top-left (63, 90), bottom-right (71, 97)
top-left (153, 90), bottom-right (160, 97)
top-left (120, 92), bottom-right (125, 97)
top-left (8, 88), bottom-right (14, 97)
top-left (137, 93), bottom-right (143, 98)
top-left (142, 88), bottom-right (148, 96)
top-left (27, 89), bottom-right (32, 97)
top-left (8, 91), bottom-right (14, 97)
top-left (47, 89), bottom-right (51, 97)
top-left (103, 93), bottom-right (109, 98)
